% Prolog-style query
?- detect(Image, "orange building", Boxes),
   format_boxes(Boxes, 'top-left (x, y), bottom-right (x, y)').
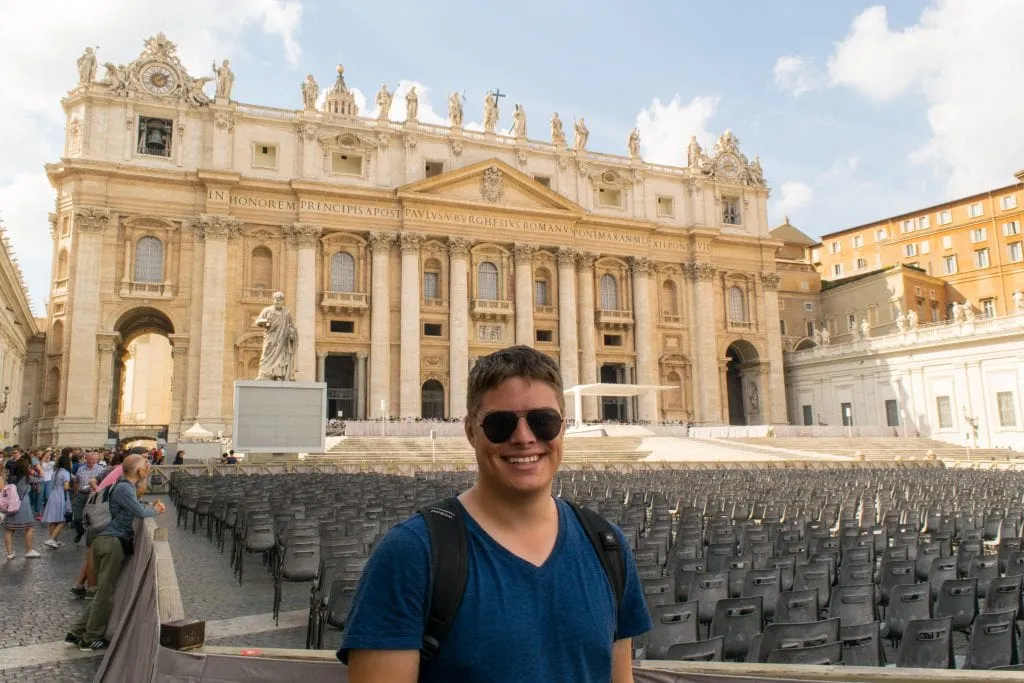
top-left (815, 173), bottom-right (1024, 318)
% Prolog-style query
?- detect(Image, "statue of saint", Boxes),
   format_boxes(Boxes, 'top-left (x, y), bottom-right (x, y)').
top-left (511, 103), bottom-right (527, 137)
top-left (895, 310), bottom-right (906, 333)
top-left (213, 59), bottom-right (234, 99)
top-left (483, 92), bottom-right (499, 133)
top-left (184, 76), bottom-right (213, 107)
top-left (573, 117), bottom-right (589, 151)
top-left (860, 319), bottom-right (870, 339)
top-left (447, 91), bottom-right (463, 127)
top-left (748, 383), bottom-right (759, 412)
top-left (687, 135), bottom-right (705, 170)
top-left (907, 308), bottom-right (919, 329)
top-left (813, 329), bottom-right (821, 345)
top-left (820, 327), bottom-right (831, 345)
top-left (962, 300), bottom-right (976, 323)
top-left (301, 74), bottom-right (319, 111)
top-left (627, 127), bottom-right (641, 159)
top-left (747, 155), bottom-right (765, 186)
top-left (375, 84), bottom-right (393, 121)
top-left (1012, 290), bottom-right (1024, 313)
top-left (550, 112), bottom-right (566, 146)
top-left (405, 86), bottom-right (419, 122)
top-left (256, 292), bottom-right (297, 381)
top-left (77, 47), bottom-right (97, 85)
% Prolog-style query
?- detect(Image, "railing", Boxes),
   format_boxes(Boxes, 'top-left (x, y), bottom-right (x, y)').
top-left (728, 319), bottom-right (754, 331)
top-left (660, 314), bottom-right (683, 326)
top-left (234, 103), bottom-right (299, 121)
top-left (241, 287), bottom-right (273, 302)
top-left (596, 309), bottom-right (634, 327)
top-left (121, 280), bottom-right (174, 298)
top-left (471, 299), bottom-right (513, 317)
top-left (320, 290), bottom-right (368, 311)
top-left (534, 304), bottom-right (555, 315)
top-left (422, 297), bottom-right (446, 309)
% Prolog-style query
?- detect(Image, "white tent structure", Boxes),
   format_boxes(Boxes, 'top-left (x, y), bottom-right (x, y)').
top-left (563, 383), bottom-right (674, 427)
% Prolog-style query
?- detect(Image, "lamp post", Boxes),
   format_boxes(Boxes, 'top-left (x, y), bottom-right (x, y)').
top-left (12, 402), bottom-right (31, 429)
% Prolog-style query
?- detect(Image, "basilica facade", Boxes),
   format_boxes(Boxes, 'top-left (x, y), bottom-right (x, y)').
top-left (38, 34), bottom-right (785, 447)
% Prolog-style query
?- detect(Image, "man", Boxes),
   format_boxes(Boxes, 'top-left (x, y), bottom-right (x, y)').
top-left (72, 452), bottom-right (106, 543)
top-left (66, 454), bottom-right (164, 651)
top-left (339, 345), bottom-right (651, 682)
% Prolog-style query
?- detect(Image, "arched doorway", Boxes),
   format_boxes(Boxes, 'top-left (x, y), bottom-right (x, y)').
top-left (112, 308), bottom-right (175, 429)
top-left (421, 380), bottom-right (445, 420)
top-left (724, 341), bottom-right (760, 426)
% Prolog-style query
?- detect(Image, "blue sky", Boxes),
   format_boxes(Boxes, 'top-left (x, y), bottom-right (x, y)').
top-left (3, 0), bottom-right (1023, 313)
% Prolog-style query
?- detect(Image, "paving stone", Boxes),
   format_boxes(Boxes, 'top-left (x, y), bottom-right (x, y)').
top-left (0, 657), bottom-right (100, 683)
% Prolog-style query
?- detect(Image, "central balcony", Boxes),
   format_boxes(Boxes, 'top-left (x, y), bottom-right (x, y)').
top-left (596, 308), bottom-right (634, 330)
top-left (471, 298), bottom-right (513, 321)
top-left (321, 290), bottom-right (369, 314)
top-left (120, 280), bottom-right (174, 299)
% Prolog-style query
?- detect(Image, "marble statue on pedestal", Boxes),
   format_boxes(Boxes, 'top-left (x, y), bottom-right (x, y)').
top-left (77, 47), bottom-right (97, 85)
top-left (628, 127), bottom-right (641, 159)
top-left (687, 135), bottom-right (705, 170)
top-left (813, 329), bottom-right (822, 346)
top-left (895, 310), bottom-right (906, 333)
top-left (951, 301), bottom-right (963, 323)
top-left (511, 103), bottom-right (527, 137)
top-left (963, 300), bottom-right (976, 323)
top-left (405, 86), bottom-right (419, 122)
top-left (301, 74), bottom-right (319, 111)
top-left (375, 84), bottom-right (393, 121)
top-left (860, 319), bottom-right (870, 339)
top-left (1013, 290), bottom-right (1024, 313)
top-left (256, 292), bottom-right (297, 381)
top-left (483, 92), bottom-right (499, 133)
top-left (573, 117), bottom-right (589, 151)
top-left (550, 113), bottom-right (566, 146)
top-left (213, 59), bottom-right (234, 99)
top-left (820, 327), bottom-right (831, 345)
top-left (907, 309), bottom-right (919, 330)
top-left (448, 91), bottom-right (463, 127)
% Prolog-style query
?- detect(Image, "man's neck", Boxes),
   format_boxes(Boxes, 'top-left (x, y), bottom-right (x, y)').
top-left (462, 484), bottom-right (555, 531)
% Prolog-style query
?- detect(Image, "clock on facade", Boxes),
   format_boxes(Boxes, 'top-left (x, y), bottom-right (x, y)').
top-left (716, 153), bottom-right (741, 179)
top-left (141, 64), bottom-right (176, 94)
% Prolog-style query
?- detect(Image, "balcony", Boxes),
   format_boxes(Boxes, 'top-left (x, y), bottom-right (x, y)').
top-left (471, 298), bottom-right (513, 320)
top-left (321, 290), bottom-right (369, 314)
top-left (422, 297), bottom-right (447, 311)
top-left (242, 287), bottom-right (273, 303)
top-left (660, 314), bottom-right (683, 327)
top-left (596, 309), bottom-right (634, 329)
top-left (728, 319), bottom-right (754, 331)
top-left (534, 304), bottom-right (555, 316)
top-left (120, 280), bottom-right (174, 299)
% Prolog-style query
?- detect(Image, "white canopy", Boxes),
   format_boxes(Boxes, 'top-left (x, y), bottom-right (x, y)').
top-left (182, 421), bottom-right (214, 441)
top-left (563, 383), bottom-right (674, 421)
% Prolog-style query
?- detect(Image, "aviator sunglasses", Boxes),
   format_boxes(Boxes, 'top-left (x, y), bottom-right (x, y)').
top-left (478, 408), bottom-right (565, 444)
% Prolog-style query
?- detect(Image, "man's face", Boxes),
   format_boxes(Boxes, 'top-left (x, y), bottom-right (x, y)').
top-left (85, 453), bottom-right (98, 467)
top-left (465, 377), bottom-right (564, 500)
top-left (273, 295), bottom-right (284, 310)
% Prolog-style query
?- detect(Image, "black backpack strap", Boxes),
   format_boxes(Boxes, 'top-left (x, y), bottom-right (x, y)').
top-left (566, 500), bottom-right (626, 610)
top-left (418, 497), bottom-right (468, 661)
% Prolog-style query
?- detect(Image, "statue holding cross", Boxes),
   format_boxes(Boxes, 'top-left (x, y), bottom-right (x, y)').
top-left (483, 89), bottom-right (502, 133)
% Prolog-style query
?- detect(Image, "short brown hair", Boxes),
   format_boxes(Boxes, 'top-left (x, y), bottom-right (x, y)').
top-left (466, 345), bottom-right (564, 418)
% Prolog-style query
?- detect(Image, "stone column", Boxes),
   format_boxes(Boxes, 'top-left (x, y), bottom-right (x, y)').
top-left (513, 243), bottom-right (535, 346)
top-left (631, 257), bottom-right (657, 421)
top-left (760, 272), bottom-right (788, 424)
top-left (288, 223), bottom-right (322, 381)
top-left (169, 338), bottom-right (189, 439)
top-left (687, 261), bottom-right (723, 424)
top-left (355, 352), bottom-right (367, 420)
top-left (194, 214), bottom-right (241, 432)
top-left (316, 352), bottom-right (326, 382)
top-left (577, 253), bottom-right (599, 421)
top-left (64, 207), bottom-right (111, 420)
top-left (94, 334), bottom-right (120, 427)
top-left (399, 232), bottom-right (424, 418)
top-left (368, 232), bottom-right (395, 418)
top-left (557, 248), bottom-right (580, 403)
top-left (448, 237), bottom-right (472, 419)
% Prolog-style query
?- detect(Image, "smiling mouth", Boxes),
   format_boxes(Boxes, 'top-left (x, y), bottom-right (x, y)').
top-left (503, 455), bottom-right (542, 465)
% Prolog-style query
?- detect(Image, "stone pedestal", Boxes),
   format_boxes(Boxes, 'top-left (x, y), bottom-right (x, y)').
top-left (233, 380), bottom-right (326, 453)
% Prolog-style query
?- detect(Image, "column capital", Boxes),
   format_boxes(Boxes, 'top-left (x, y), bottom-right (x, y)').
top-left (74, 206), bottom-right (112, 233)
top-left (629, 256), bottom-right (656, 277)
top-left (192, 213), bottom-right (243, 241)
top-left (557, 247), bottom-right (578, 268)
top-left (577, 252), bottom-right (598, 270)
top-left (399, 231), bottom-right (425, 253)
top-left (285, 222), bottom-right (323, 248)
top-left (96, 332), bottom-right (122, 353)
top-left (316, 351), bottom-right (328, 360)
top-left (368, 231), bottom-right (397, 254)
top-left (357, 352), bottom-right (368, 360)
top-left (760, 271), bottom-right (781, 290)
top-left (684, 260), bottom-right (717, 281)
top-left (513, 242), bottom-right (536, 264)
top-left (448, 236), bottom-right (473, 259)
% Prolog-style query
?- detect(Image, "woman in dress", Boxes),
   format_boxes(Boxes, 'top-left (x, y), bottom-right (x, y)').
top-left (3, 456), bottom-right (40, 561)
top-left (42, 454), bottom-right (73, 549)
top-left (40, 451), bottom-right (55, 514)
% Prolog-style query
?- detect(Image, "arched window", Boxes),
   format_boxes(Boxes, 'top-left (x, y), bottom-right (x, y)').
top-left (728, 286), bottom-right (746, 322)
top-left (662, 280), bottom-right (678, 316)
top-left (600, 274), bottom-right (619, 310)
top-left (478, 262), bottom-right (498, 300)
top-left (250, 247), bottom-right (272, 290)
top-left (133, 236), bottom-right (164, 283)
top-left (50, 320), bottom-right (64, 353)
top-left (56, 249), bottom-right (69, 280)
top-left (534, 268), bottom-right (551, 307)
top-left (330, 252), bottom-right (355, 292)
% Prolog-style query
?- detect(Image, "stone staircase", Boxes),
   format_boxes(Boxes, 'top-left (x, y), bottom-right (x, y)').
top-left (720, 436), bottom-right (1017, 461)
top-left (324, 436), bottom-right (649, 463)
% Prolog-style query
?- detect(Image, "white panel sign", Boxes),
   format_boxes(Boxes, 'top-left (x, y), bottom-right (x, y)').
top-left (233, 380), bottom-right (327, 453)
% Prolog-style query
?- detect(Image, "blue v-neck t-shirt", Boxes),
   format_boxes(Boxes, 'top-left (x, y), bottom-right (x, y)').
top-left (338, 496), bottom-right (652, 682)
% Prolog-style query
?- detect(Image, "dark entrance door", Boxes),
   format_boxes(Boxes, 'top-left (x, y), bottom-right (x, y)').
top-left (422, 380), bottom-right (445, 420)
top-left (725, 348), bottom-right (746, 425)
top-left (600, 364), bottom-right (627, 421)
top-left (325, 355), bottom-right (356, 419)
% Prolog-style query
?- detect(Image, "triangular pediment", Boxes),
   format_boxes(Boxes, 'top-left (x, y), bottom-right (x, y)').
top-left (397, 158), bottom-right (582, 215)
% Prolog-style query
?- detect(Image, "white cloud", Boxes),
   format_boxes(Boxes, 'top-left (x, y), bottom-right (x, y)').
top-left (773, 56), bottom-right (822, 98)
top-left (0, 0), bottom-right (304, 313)
top-left (634, 95), bottom-right (719, 166)
top-left (368, 80), bottom-right (448, 126)
top-left (771, 181), bottom-right (814, 222)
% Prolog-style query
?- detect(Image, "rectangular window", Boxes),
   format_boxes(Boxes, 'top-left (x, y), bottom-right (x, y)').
top-left (533, 175), bottom-right (551, 189)
top-left (423, 272), bottom-right (440, 301)
top-left (997, 391), bottom-right (1018, 427)
top-left (833, 263), bottom-right (844, 277)
top-left (252, 143), bottom-right (278, 169)
top-left (915, 286), bottom-right (922, 296)
top-left (856, 257), bottom-right (867, 270)
top-left (598, 187), bottom-right (623, 208)
top-left (423, 323), bottom-right (443, 337)
top-left (917, 216), bottom-right (930, 230)
top-left (603, 334), bottom-right (623, 347)
top-left (931, 304), bottom-right (940, 323)
top-left (943, 255), bottom-right (958, 274)
top-left (723, 197), bottom-right (741, 225)
top-left (534, 280), bottom-right (549, 307)
top-left (779, 319), bottom-right (787, 335)
top-left (811, 248), bottom-right (821, 262)
top-left (904, 244), bottom-right (918, 257)
top-left (330, 320), bottom-right (355, 334)
top-left (852, 235), bottom-right (864, 248)
top-left (942, 235), bottom-right (953, 249)
top-left (970, 227), bottom-right (987, 243)
top-left (424, 161), bottom-right (444, 178)
top-left (920, 240), bottom-right (930, 254)
top-left (805, 320), bottom-right (814, 337)
top-left (1004, 221), bottom-right (1020, 236)
top-left (946, 302), bottom-right (955, 320)
top-left (938, 209), bottom-right (953, 225)
top-left (137, 116), bottom-right (173, 158)
top-left (841, 402), bottom-right (853, 427)
top-left (974, 248), bottom-right (990, 268)
top-left (1001, 194), bottom-right (1017, 210)
top-left (656, 196), bottom-right (674, 217)
top-left (535, 329), bottom-right (553, 343)
top-left (800, 280), bottom-right (810, 291)
top-left (804, 302), bottom-right (814, 312)
top-left (847, 313), bottom-right (856, 332)
top-left (885, 399), bottom-right (900, 427)
top-left (929, 289), bottom-right (936, 300)
top-left (980, 298), bottom-right (995, 318)
top-left (875, 228), bottom-right (888, 242)
top-left (936, 395), bottom-right (953, 429)
top-left (802, 405), bottom-right (813, 426)
top-left (1008, 241), bottom-right (1023, 262)
top-left (969, 202), bottom-right (984, 218)
top-left (901, 219), bottom-right (914, 233)
top-left (331, 152), bottom-right (363, 175)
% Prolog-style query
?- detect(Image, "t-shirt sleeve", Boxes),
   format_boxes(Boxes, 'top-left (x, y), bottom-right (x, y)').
top-left (612, 526), bottom-right (653, 640)
top-left (337, 522), bottom-right (430, 662)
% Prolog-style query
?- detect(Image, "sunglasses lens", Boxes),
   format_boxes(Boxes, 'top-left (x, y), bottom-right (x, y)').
top-left (480, 411), bottom-right (518, 443)
top-left (526, 409), bottom-right (563, 441)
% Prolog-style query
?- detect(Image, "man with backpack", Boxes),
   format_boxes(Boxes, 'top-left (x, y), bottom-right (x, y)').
top-left (65, 454), bottom-right (165, 651)
top-left (338, 345), bottom-right (651, 682)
